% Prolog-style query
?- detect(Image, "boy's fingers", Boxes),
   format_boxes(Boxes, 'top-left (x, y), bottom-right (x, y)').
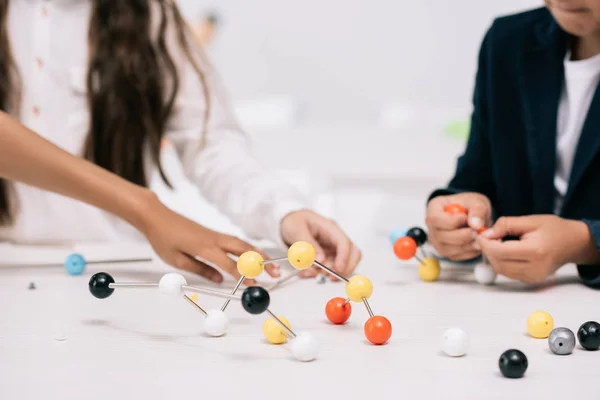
top-left (434, 227), bottom-right (475, 246)
top-left (482, 216), bottom-right (539, 240)
top-left (477, 236), bottom-right (535, 261)
top-left (426, 212), bottom-right (468, 230)
top-left (466, 201), bottom-right (491, 230)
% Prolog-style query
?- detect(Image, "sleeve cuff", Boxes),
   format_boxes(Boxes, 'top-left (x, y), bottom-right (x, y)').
top-left (577, 219), bottom-right (600, 287)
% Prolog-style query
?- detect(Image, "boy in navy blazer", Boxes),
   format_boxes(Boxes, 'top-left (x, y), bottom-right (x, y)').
top-left (426, 2), bottom-right (600, 287)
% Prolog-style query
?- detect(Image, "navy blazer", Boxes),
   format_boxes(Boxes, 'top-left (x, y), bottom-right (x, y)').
top-left (429, 7), bottom-right (600, 287)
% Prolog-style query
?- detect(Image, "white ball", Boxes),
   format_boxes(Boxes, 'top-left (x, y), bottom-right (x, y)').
top-left (204, 309), bottom-right (228, 337)
top-left (289, 332), bottom-right (319, 362)
top-left (441, 327), bottom-right (469, 357)
top-left (474, 262), bottom-right (497, 285)
top-left (158, 273), bottom-right (187, 298)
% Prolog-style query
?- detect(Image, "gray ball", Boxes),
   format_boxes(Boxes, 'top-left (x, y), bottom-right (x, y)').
top-left (316, 274), bottom-right (327, 284)
top-left (548, 327), bottom-right (576, 355)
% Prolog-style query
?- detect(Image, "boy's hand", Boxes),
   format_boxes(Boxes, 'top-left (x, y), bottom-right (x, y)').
top-left (426, 192), bottom-right (492, 260)
top-left (280, 210), bottom-right (361, 280)
top-left (477, 215), bottom-right (599, 284)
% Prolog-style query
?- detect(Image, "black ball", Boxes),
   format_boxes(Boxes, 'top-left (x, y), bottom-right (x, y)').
top-left (241, 286), bottom-right (270, 314)
top-left (89, 272), bottom-right (115, 299)
top-left (498, 349), bottom-right (528, 378)
top-left (577, 321), bottom-right (600, 350)
top-left (406, 227), bottom-right (427, 246)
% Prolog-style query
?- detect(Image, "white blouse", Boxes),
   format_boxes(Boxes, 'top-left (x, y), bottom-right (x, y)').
top-left (0, 0), bottom-right (309, 246)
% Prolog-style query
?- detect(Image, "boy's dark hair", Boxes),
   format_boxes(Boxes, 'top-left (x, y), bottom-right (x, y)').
top-left (0, 0), bottom-right (211, 224)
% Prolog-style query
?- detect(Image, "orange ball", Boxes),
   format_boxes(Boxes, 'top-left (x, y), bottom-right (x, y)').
top-left (325, 297), bottom-right (352, 324)
top-left (393, 236), bottom-right (417, 260)
top-left (364, 316), bottom-right (392, 345)
top-left (476, 226), bottom-right (488, 234)
top-left (444, 203), bottom-right (467, 215)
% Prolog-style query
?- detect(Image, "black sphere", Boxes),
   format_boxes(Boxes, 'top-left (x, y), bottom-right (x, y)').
top-left (241, 286), bottom-right (270, 314)
top-left (406, 227), bottom-right (428, 246)
top-left (498, 349), bottom-right (528, 378)
top-left (577, 321), bottom-right (600, 350)
top-left (89, 272), bottom-right (115, 299)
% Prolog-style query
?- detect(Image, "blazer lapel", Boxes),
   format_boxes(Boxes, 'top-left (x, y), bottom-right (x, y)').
top-left (562, 82), bottom-right (600, 211)
top-left (517, 20), bottom-right (568, 214)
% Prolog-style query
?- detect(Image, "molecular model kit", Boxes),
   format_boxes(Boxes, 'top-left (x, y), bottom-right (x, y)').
top-left (390, 203), bottom-right (497, 285)
top-left (88, 241), bottom-right (391, 362)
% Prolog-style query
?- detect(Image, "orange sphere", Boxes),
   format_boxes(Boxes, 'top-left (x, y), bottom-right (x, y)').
top-left (393, 236), bottom-right (417, 260)
top-left (444, 203), bottom-right (467, 215)
top-left (364, 316), bottom-right (392, 345)
top-left (476, 226), bottom-right (488, 234)
top-left (325, 297), bottom-right (352, 324)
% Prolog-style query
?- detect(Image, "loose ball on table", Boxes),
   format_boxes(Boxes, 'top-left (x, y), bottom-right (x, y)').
top-left (204, 310), bottom-right (229, 337)
top-left (548, 327), bottom-right (575, 355)
top-left (287, 241), bottom-right (316, 270)
top-left (474, 262), bottom-right (497, 285)
top-left (364, 316), bottom-right (392, 345)
top-left (345, 275), bottom-right (373, 302)
top-left (241, 286), bottom-right (270, 314)
top-left (393, 236), bottom-right (417, 260)
top-left (88, 272), bottom-right (115, 299)
top-left (418, 257), bottom-right (441, 282)
top-left (444, 203), bottom-right (467, 215)
top-left (527, 310), bottom-right (554, 338)
top-left (289, 332), bottom-right (319, 361)
top-left (389, 228), bottom-right (407, 245)
top-left (64, 253), bottom-right (86, 275)
top-left (441, 328), bottom-right (469, 357)
top-left (236, 251), bottom-right (264, 279)
top-left (158, 273), bottom-right (187, 299)
top-left (498, 349), bottom-right (528, 378)
top-left (577, 321), bottom-right (600, 350)
top-left (406, 227), bottom-right (427, 246)
top-left (263, 316), bottom-right (291, 344)
top-left (325, 297), bottom-right (352, 324)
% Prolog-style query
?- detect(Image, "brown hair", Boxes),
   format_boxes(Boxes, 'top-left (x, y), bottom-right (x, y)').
top-left (0, 0), bottom-right (210, 224)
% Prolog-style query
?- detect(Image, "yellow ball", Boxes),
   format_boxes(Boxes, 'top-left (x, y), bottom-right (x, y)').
top-left (345, 275), bottom-right (373, 302)
top-left (418, 257), bottom-right (441, 282)
top-left (263, 316), bottom-right (291, 344)
top-left (527, 310), bottom-right (554, 338)
top-left (287, 241), bottom-right (316, 270)
top-left (236, 251), bottom-right (264, 279)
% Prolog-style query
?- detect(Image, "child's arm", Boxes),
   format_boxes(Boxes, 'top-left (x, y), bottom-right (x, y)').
top-left (0, 112), bottom-right (274, 284)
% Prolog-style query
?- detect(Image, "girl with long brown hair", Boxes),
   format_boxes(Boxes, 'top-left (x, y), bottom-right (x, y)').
top-left (0, 0), bottom-right (361, 282)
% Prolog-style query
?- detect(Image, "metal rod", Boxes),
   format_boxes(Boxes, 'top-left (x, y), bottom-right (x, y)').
top-left (182, 285), bottom-right (241, 301)
top-left (362, 298), bottom-right (374, 317)
top-left (221, 275), bottom-right (245, 311)
top-left (266, 269), bottom-right (302, 291)
top-left (261, 257), bottom-right (287, 265)
top-left (183, 294), bottom-right (207, 316)
top-left (108, 283), bottom-right (158, 288)
top-left (88, 258), bottom-right (152, 265)
top-left (344, 298), bottom-right (350, 306)
top-left (416, 255), bottom-right (424, 264)
top-left (313, 261), bottom-right (349, 282)
top-left (267, 309), bottom-right (296, 338)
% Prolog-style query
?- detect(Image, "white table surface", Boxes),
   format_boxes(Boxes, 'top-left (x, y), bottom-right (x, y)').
top-left (1, 240), bottom-right (599, 400)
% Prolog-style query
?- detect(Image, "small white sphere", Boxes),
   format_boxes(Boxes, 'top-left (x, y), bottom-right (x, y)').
top-left (441, 327), bottom-right (469, 357)
top-left (204, 309), bottom-right (228, 337)
top-left (289, 332), bottom-right (319, 362)
top-left (158, 273), bottom-right (187, 298)
top-left (474, 262), bottom-right (497, 285)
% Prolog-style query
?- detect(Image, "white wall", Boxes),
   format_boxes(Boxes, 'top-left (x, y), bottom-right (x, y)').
top-left (177, 0), bottom-right (541, 125)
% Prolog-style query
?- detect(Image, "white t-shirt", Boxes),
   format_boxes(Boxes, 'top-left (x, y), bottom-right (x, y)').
top-left (0, 1), bottom-right (309, 246)
top-left (554, 50), bottom-right (600, 214)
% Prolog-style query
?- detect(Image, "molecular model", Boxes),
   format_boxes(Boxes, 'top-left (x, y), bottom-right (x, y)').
top-left (62, 253), bottom-right (151, 276)
top-left (230, 241), bottom-right (391, 346)
top-left (390, 203), bottom-right (497, 285)
top-left (89, 271), bottom-right (319, 362)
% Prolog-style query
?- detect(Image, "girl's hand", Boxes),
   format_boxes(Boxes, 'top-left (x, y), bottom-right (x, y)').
top-left (280, 210), bottom-right (361, 280)
top-left (426, 192), bottom-right (492, 260)
top-left (477, 215), bottom-right (599, 284)
top-left (140, 195), bottom-right (277, 284)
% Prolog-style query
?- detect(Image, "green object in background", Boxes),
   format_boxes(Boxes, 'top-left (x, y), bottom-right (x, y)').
top-left (445, 119), bottom-right (470, 141)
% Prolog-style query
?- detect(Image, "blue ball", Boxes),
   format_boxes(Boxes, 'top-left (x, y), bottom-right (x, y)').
top-left (64, 253), bottom-right (86, 275)
top-left (389, 228), bottom-right (407, 245)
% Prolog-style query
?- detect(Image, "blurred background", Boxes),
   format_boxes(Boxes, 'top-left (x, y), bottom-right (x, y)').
top-left (157, 0), bottom-right (542, 250)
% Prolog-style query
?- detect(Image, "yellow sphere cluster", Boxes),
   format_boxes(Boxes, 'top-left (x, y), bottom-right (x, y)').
top-left (345, 275), bottom-right (373, 302)
top-left (237, 251), bottom-right (264, 279)
top-left (263, 316), bottom-right (291, 344)
top-left (287, 241), bottom-right (316, 270)
top-left (527, 310), bottom-right (554, 338)
top-left (418, 257), bottom-right (441, 282)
